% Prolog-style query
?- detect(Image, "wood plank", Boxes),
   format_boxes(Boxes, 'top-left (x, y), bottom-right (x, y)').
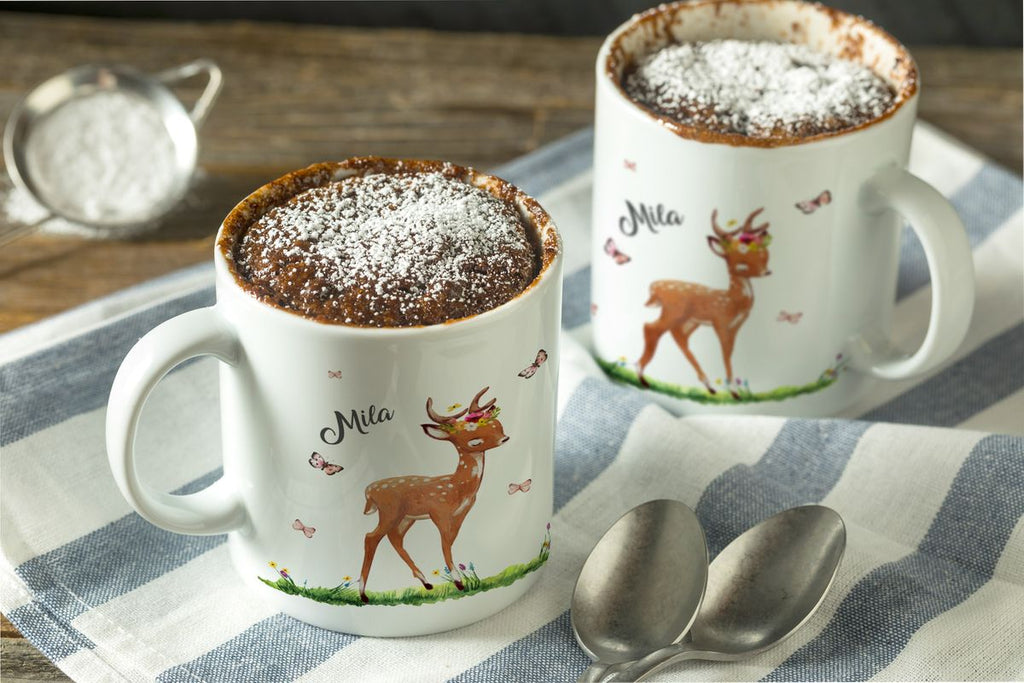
top-left (913, 47), bottom-right (1023, 169)
top-left (1, 615), bottom-right (69, 681)
top-left (0, 13), bottom-right (600, 171)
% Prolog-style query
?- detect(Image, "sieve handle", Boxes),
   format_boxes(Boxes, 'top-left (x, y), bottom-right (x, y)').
top-left (0, 214), bottom-right (51, 247)
top-left (155, 59), bottom-right (223, 130)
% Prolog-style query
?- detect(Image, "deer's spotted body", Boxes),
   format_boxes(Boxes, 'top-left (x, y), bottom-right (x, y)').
top-left (648, 278), bottom-right (755, 327)
top-left (358, 387), bottom-right (508, 603)
top-left (638, 208), bottom-right (772, 398)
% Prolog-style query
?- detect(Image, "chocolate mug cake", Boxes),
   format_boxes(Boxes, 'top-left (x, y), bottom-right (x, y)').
top-left (623, 39), bottom-right (897, 140)
top-left (220, 158), bottom-right (550, 327)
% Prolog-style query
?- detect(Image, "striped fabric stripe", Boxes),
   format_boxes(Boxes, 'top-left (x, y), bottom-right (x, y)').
top-left (560, 267), bottom-right (592, 330)
top-left (3, 601), bottom-right (95, 661)
top-left (766, 433), bottom-right (1024, 681)
top-left (0, 288), bottom-right (215, 447)
top-left (696, 420), bottom-right (872, 556)
top-left (552, 377), bottom-right (650, 512)
top-left (0, 125), bottom-right (1021, 682)
top-left (451, 611), bottom-right (590, 683)
top-left (9, 472), bottom-right (226, 661)
top-left (157, 614), bottom-right (358, 683)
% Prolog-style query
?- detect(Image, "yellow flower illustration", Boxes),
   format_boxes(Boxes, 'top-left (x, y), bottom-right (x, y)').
top-left (343, 575), bottom-right (352, 581)
top-left (268, 561), bottom-right (277, 568)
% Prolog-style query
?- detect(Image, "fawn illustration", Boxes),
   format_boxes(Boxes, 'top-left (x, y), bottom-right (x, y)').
top-left (637, 208), bottom-right (772, 398)
top-left (358, 387), bottom-right (508, 603)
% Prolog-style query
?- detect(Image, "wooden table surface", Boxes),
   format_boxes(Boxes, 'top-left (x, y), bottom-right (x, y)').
top-left (0, 11), bottom-right (1020, 681)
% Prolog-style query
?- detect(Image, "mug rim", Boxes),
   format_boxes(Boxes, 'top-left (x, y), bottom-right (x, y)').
top-left (598, 0), bottom-right (920, 149)
top-left (214, 157), bottom-right (563, 337)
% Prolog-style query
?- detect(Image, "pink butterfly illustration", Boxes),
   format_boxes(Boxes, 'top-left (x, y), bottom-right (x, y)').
top-left (518, 349), bottom-right (548, 379)
top-left (778, 311), bottom-right (803, 324)
top-left (309, 451), bottom-right (343, 475)
top-left (624, 159), bottom-right (637, 172)
top-left (795, 190), bottom-right (832, 214)
top-left (327, 370), bottom-right (343, 379)
top-left (508, 479), bottom-right (532, 495)
top-left (292, 519), bottom-right (316, 538)
top-left (604, 237), bottom-right (631, 265)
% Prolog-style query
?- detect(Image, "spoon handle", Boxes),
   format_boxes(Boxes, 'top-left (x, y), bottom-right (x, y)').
top-left (577, 662), bottom-right (612, 683)
top-left (601, 644), bottom-right (704, 682)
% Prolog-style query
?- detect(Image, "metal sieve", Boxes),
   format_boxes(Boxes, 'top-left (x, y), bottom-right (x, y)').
top-left (1, 59), bottom-right (222, 244)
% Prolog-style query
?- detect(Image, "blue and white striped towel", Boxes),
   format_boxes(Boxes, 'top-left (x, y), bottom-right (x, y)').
top-left (1, 122), bottom-right (1022, 682)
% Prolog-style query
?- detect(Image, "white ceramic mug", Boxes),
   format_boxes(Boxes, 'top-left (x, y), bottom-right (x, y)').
top-left (591, 0), bottom-right (974, 417)
top-left (106, 160), bottom-right (562, 636)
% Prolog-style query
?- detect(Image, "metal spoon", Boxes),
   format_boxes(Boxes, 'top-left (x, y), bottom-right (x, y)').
top-left (571, 499), bottom-right (708, 683)
top-left (601, 504), bottom-right (846, 682)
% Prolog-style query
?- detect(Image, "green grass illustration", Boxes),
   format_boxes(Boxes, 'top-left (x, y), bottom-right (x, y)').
top-left (595, 357), bottom-right (844, 404)
top-left (260, 534), bottom-right (551, 607)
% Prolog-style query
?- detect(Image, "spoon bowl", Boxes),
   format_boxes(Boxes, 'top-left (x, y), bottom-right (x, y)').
top-left (695, 504), bottom-right (846, 657)
top-left (571, 499), bottom-right (708, 681)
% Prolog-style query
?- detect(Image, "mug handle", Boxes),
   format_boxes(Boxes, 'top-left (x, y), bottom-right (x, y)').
top-left (155, 59), bottom-right (224, 129)
top-left (106, 306), bottom-right (247, 535)
top-left (848, 164), bottom-right (975, 379)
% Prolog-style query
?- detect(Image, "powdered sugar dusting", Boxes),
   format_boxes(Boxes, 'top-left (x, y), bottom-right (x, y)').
top-left (624, 40), bottom-right (896, 139)
top-left (233, 171), bottom-right (539, 327)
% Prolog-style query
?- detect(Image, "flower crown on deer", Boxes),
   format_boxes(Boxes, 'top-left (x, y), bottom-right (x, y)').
top-left (710, 208), bottom-right (772, 254)
top-left (427, 388), bottom-right (502, 434)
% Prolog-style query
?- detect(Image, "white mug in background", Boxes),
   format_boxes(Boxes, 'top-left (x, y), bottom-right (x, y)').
top-left (590, 0), bottom-right (974, 417)
top-left (106, 160), bottom-right (562, 636)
